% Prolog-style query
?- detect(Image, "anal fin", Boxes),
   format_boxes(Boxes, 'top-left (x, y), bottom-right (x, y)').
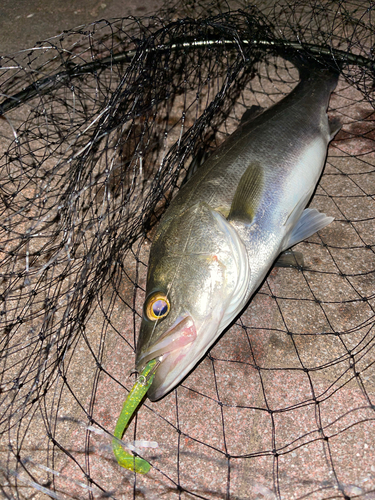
top-left (275, 250), bottom-right (305, 269)
top-left (329, 117), bottom-right (341, 140)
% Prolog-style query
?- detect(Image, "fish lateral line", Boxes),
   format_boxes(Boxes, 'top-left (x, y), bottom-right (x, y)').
top-left (112, 357), bottom-right (160, 474)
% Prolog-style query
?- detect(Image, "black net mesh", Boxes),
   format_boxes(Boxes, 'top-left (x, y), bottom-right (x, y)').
top-left (0, 1), bottom-right (374, 499)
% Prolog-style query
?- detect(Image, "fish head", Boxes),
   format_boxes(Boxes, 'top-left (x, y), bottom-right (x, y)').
top-left (135, 202), bottom-right (249, 401)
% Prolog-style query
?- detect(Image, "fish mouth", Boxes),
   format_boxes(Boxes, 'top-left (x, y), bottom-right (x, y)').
top-left (135, 315), bottom-right (197, 401)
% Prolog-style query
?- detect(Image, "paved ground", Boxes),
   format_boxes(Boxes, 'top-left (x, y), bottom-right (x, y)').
top-left (0, 2), bottom-right (374, 500)
top-left (0, 0), bottom-right (159, 54)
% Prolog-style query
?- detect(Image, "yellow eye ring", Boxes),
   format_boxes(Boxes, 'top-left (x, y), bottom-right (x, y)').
top-left (145, 293), bottom-right (170, 321)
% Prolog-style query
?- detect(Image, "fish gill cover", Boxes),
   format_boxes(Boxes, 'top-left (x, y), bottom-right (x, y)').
top-left (0, 0), bottom-right (374, 498)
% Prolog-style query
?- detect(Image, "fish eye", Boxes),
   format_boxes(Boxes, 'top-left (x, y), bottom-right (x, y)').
top-left (145, 293), bottom-right (170, 321)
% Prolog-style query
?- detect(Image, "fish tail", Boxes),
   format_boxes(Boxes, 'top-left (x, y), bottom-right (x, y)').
top-left (282, 50), bottom-right (341, 85)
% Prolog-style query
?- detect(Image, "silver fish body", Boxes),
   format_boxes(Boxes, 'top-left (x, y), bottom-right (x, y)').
top-left (136, 67), bottom-right (339, 401)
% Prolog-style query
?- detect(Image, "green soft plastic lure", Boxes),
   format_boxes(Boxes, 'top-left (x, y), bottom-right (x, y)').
top-left (112, 358), bottom-right (158, 473)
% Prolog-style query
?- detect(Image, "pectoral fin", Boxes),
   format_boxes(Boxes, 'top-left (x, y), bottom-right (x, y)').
top-left (228, 161), bottom-right (264, 224)
top-left (282, 208), bottom-right (334, 251)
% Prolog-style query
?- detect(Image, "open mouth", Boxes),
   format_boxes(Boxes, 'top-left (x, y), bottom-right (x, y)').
top-left (135, 315), bottom-right (197, 400)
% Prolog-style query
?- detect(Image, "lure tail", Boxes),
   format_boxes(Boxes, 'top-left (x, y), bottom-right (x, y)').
top-left (112, 358), bottom-right (159, 474)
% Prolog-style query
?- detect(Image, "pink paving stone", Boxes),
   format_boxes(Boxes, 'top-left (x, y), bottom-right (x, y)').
top-left (176, 389), bottom-right (227, 453)
top-left (230, 455), bottom-right (277, 499)
top-left (222, 405), bottom-right (274, 457)
top-left (272, 404), bottom-right (321, 453)
top-left (211, 359), bottom-right (264, 407)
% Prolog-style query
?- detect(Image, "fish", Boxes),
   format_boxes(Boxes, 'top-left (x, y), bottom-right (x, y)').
top-left (135, 60), bottom-right (340, 401)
